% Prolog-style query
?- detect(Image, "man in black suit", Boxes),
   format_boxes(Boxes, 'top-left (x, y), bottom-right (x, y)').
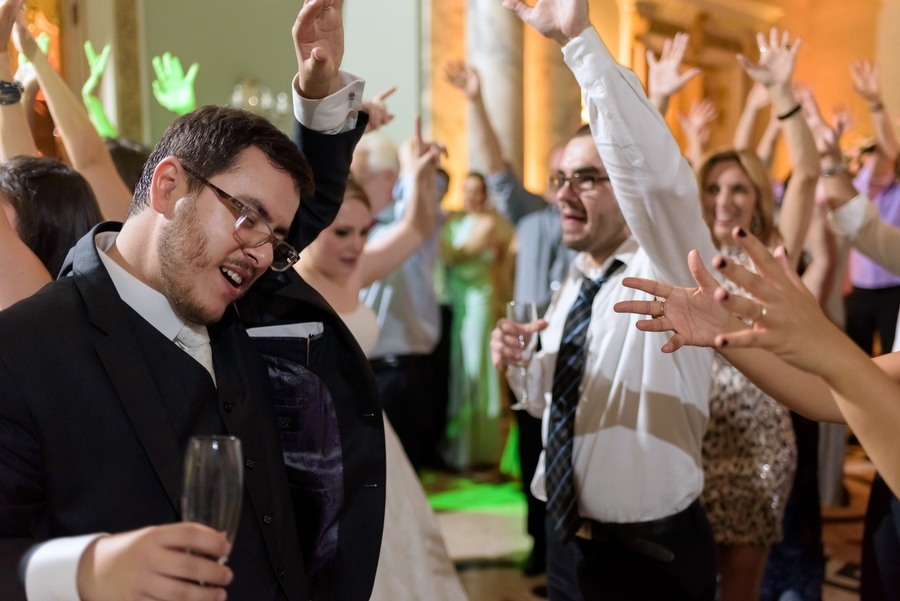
top-left (0, 1), bottom-right (379, 600)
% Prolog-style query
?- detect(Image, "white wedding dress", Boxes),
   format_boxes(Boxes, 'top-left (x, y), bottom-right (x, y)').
top-left (338, 303), bottom-right (468, 601)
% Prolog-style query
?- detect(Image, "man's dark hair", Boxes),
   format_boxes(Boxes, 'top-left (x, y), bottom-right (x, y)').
top-left (129, 106), bottom-right (313, 219)
top-left (0, 156), bottom-right (102, 276)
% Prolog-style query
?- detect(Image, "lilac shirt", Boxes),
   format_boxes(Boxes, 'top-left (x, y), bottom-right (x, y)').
top-left (851, 161), bottom-right (900, 288)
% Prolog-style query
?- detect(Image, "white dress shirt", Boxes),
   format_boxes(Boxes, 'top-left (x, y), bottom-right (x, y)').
top-left (25, 72), bottom-right (364, 601)
top-left (507, 27), bottom-right (717, 524)
top-left (827, 193), bottom-right (900, 351)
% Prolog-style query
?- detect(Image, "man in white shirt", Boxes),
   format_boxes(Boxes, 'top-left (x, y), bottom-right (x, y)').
top-left (492, 0), bottom-right (718, 598)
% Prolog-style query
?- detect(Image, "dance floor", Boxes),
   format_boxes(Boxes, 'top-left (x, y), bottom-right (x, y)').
top-left (425, 444), bottom-right (872, 601)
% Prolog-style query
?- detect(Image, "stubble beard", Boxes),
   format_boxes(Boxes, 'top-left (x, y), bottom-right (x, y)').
top-left (158, 197), bottom-right (218, 326)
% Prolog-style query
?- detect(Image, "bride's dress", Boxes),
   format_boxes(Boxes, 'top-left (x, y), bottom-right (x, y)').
top-left (339, 303), bottom-right (468, 601)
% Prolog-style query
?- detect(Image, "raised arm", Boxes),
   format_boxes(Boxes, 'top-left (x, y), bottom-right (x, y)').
top-left (738, 28), bottom-right (817, 269)
top-left (0, 0), bottom-right (36, 161)
top-left (646, 33), bottom-right (701, 116)
top-left (14, 21), bottom-right (132, 221)
top-left (850, 61), bottom-right (898, 183)
top-left (445, 60), bottom-right (543, 222)
top-left (732, 82), bottom-right (770, 152)
top-left (356, 125), bottom-right (441, 287)
top-left (505, 0), bottom-right (714, 285)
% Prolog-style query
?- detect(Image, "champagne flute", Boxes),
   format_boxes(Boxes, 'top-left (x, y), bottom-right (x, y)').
top-left (507, 301), bottom-right (538, 408)
top-left (182, 435), bottom-right (243, 563)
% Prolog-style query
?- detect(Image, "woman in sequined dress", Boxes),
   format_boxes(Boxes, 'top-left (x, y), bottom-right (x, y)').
top-left (695, 28), bottom-right (818, 601)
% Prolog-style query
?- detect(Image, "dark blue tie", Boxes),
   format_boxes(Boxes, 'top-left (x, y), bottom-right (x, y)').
top-left (545, 259), bottom-right (624, 541)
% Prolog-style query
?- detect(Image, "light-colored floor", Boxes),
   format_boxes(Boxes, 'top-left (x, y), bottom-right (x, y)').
top-left (428, 448), bottom-right (872, 601)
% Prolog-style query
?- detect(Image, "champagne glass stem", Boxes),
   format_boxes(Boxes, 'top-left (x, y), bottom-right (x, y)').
top-left (520, 365), bottom-right (529, 404)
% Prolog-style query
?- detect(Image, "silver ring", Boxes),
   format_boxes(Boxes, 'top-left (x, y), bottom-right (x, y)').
top-left (759, 46), bottom-right (767, 54)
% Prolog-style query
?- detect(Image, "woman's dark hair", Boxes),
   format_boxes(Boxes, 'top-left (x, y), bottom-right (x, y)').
top-left (105, 137), bottom-right (151, 193)
top-left (0, 156), bottom-right (103, 275)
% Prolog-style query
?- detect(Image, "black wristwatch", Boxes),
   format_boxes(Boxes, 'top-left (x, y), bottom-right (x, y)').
top-left (0, 80), bottom-right (25, 105)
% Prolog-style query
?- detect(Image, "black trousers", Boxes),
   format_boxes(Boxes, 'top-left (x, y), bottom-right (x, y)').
top-left (845, 285), bottom-right (900, 355)
top-left (547, 500), bottom-right (717, 601)
top-left (369, 354), bottom-right (435, 471)
top-left (516, 406), bottom-right (546, 548)
top-left (861, 474), bottom-right (900, 601)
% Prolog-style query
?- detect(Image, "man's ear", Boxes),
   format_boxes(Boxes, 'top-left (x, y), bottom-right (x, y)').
top-left (148, 157), bottom-right (186, 217)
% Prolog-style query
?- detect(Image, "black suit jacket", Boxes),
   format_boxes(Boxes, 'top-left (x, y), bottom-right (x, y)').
top-left (0, 222), bottom-right (307, 600)
top-left (238, 112), bottom-right (386, 601)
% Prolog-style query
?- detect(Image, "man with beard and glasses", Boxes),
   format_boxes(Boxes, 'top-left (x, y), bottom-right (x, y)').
top-left (490, 0), bottom-right (719, 599)
top-left (0, 1), bottom-right (374, 600)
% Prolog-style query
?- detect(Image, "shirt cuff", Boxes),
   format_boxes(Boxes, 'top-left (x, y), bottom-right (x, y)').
top-left (827, 193), bottom-right (876, 238)
top-left (561, 26), bottom-right (617, 89)
top-left (292, 70), bottom-right (365, 134)
top-left (25, 533), bottom-right (107, 601)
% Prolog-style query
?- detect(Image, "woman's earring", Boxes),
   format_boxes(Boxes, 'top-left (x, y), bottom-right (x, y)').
top-left (750, 213), bottom-right (763, 235)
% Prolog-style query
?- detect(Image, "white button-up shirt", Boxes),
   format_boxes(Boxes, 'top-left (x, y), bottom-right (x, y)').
top-left (508, 26), bottom-right (717, 524)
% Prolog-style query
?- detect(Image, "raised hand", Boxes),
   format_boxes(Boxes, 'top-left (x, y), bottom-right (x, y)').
top-left (850, 60), bottom-right (883, 107)
top-left (796, 85), bottom-right (842, 159)
top-left (444, 61), bottom-right (481, 100)
top-left (501, 0), bottom-right (591, 47)
top-left (613, 250), bottom-right (733, 353)
top-left (647, 33), bottom-right (701, 110)
top-left (151, 52), bottom-right (198, 116)
top-left (0, 0), bottom-right (24, 53)
top-left (737, 27), bottom-right (801, 90)
top-left (710, 228), bottom-right (849, 373)
top-left (82, 41), bottom-right (111, 97)
top-left (293, 0), bottom-right (344, 99)
top-left (361, 86), bottom-right (397, 132)
top-left (678, 98), bottom-right (717, 144)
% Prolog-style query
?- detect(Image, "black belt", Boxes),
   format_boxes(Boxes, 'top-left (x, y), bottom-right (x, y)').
top-left (574, 499), bottom-right (704, 562)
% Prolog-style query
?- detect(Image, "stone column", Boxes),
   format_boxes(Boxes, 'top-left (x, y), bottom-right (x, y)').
top-left (466, 0), bottom-right (524, 178)
top-left (523, 29), bottom-right (582, 193)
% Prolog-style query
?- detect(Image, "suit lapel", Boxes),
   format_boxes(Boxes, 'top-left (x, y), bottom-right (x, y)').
top-left (72, 223), bottom-right (185, 513)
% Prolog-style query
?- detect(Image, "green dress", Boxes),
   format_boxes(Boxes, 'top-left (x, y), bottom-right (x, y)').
top-left (440, 213), bottom-right (502, 470)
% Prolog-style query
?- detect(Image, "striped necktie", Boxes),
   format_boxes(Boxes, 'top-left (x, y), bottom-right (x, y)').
top-left (545, 259), bottom-right (624, 541)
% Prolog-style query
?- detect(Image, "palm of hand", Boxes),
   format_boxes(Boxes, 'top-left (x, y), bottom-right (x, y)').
top-left (296, 17), bottom-right (344, 80)
top-left (748, 50), bottom-right (794, 87)
top-left (664, 284), bottom-right (729, 349)
top-left (152, 55), bottom-right (198, 116)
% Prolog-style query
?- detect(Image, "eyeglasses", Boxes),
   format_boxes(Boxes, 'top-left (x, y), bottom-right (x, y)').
top-left (549, 170), bottom-right (610, 192)
top-left (182, 164), bottom-right (298, 272)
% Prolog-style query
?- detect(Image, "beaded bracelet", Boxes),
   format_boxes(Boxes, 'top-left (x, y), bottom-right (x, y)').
top-left (0, 80), bottom-right (24, 105)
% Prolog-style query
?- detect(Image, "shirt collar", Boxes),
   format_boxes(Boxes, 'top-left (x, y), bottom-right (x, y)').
top-left (95, 231), bottom-right (199, 342)
top-left (570, 236), bottom-right (637, 281)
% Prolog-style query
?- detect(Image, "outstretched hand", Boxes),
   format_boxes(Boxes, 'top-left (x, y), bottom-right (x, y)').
top-left (444, 61), bottom-right (481, 100)
top-left (293, 0), bottom-right (344, 99)
top-left (647, 33), bottom-right (701, 107)
top-left (711, 228), bottom-right (848, 373)
top-left (361, 86), bottom-right (397, 132)
top-left (737, 28), bottom-right (801, 90)
top-left (850, 60), bottom-right (882, 107)
top-left (501, 0), bottom-right (591, 47)
top-left (613, 250), bottom-right (732, 353)
top-left (151, 52), bottom-right (198, 116)
top-left (678, 98), bottom-right (717, 144)
top-left (83, 41), bottom-right (112, 97)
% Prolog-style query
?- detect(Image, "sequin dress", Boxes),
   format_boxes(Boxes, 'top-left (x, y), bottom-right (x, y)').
top-left (701, 246), bottom-right (798, 546)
